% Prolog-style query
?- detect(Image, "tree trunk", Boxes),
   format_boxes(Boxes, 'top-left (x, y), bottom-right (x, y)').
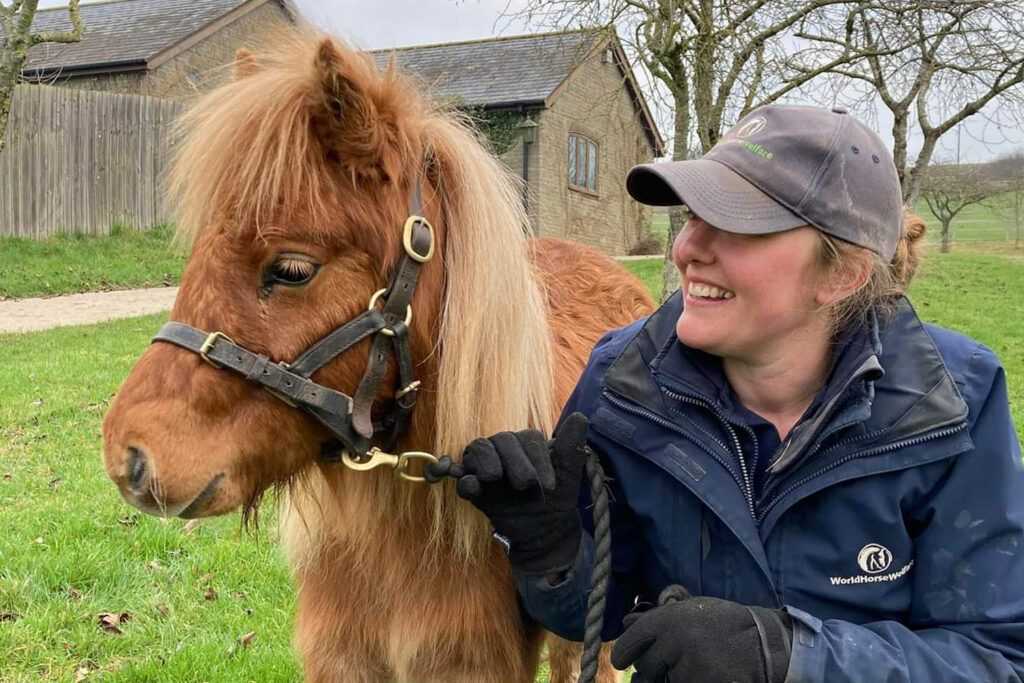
top-left (940, 217), bottom-right (952, 253)
top-left (904, 134), bottom-right (940, 210)
top-left (0, 40), bottom-right (27, 155)
top-left (890, 112), bottom-right (911, 202)
top-left (660, 103), bottom-right (692, 302)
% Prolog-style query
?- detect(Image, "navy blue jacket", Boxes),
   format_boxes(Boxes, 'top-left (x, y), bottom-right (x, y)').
top-left (516, 292), bottom-right (1024, 681)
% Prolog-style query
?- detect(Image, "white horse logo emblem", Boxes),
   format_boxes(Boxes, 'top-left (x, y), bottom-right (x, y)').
top-left (858, 543), bottom-right (893, 574)
top-left (733, 116), bottom-right (767, 139)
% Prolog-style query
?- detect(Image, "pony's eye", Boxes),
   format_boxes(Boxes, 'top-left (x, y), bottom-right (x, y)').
top-left (265, 254), bottom-right (320, 287)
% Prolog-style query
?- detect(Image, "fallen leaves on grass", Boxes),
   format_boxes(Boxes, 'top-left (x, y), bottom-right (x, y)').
top-left (73, 661), bottom-right (96, 681)
top-left (0, 612), bottom-right (19, 622)
top-left (227, 630), bottom-right (257, 655)
top-left (155, 604), bottom-right (170, 617)
top-left (97, 612), bottom-right (131, 636)
top-left (204, 587), bottom-right (218, 601)
top-left (67, 587), bottom-right (83, 601)
top-left (183, 519), bottom-right (201, 535)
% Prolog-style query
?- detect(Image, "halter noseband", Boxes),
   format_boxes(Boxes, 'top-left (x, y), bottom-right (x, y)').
top-left (151, 186), bottom-right (435, 478)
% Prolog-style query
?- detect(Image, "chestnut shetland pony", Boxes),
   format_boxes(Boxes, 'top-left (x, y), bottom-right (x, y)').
top-left (102, 29), bottom-right (653, 682)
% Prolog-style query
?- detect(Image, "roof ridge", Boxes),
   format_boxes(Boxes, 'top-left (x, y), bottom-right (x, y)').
top-left (371, 26), bottom-right (606, 54)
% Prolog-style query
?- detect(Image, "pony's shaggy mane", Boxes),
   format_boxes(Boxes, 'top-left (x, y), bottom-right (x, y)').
top-left (167, 29), bottom-right (556, 561)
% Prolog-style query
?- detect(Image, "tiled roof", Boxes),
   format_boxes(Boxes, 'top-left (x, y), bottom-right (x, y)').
top-left (14, 0), bottom-right (258, 75)
top-left (372, 30), bottom-right (602, 108)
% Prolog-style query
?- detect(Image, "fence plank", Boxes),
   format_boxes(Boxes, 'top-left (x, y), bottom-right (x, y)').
top-left (0, 84), bottom-right (185, 238)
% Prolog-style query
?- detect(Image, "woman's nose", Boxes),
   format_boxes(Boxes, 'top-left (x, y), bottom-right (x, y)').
top-left (673, 217), bottom-right (716, 265)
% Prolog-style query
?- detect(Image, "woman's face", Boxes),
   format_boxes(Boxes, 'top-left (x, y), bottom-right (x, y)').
top-left (672, 215), bottom-right (830, 362)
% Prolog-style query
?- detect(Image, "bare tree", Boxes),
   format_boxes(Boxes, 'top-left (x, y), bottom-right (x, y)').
top-left (919, 163), bottom-right (1003, 253)
top-left (988, 149), bottom-right (1024, 249)
top-left (507, 0), bottom-right (888, 300)
top-left (0, 0), bottom-right (83, 153)
top-left (799, 1), bottom-right (1024, 207)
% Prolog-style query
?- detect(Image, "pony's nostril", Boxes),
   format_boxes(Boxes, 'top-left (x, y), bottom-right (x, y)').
top-left (127, 446), bottom-right (148, 490)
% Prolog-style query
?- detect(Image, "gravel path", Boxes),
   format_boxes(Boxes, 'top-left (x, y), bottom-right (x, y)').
top-left (0, 287), bottom-right (178, 334)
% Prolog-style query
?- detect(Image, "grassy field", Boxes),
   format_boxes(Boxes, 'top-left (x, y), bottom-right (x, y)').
top-left (0, 226), bottom-right (186, 300)
top-left (0, 250), bottom-right (1020, 681)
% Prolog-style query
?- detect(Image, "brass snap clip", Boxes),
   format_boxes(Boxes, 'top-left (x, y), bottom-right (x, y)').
top-left (341, 447), bottom-right (439, 483)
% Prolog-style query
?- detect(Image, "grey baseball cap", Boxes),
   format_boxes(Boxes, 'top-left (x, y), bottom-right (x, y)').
top-left (626, 105), bottom-right (904, 260)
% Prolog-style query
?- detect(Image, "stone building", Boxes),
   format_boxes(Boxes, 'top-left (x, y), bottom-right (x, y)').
top-left (20, 0), bottom-right (292, 100)
top-left (20, 3), bottom-right (662, 254)
top-left (377, 30), bottom-right (665, 255)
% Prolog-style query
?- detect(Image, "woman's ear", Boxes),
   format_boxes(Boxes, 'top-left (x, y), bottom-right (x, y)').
top-left (815, 254), bottom-right (871, 307)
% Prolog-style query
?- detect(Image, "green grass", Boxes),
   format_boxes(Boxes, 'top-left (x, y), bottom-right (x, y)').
top-left (0, 315), bottom-right (300, 681)
top-left (0, 251), bottom-right (1019, 680)
top-left (0, 226), bottom-right (186, 300)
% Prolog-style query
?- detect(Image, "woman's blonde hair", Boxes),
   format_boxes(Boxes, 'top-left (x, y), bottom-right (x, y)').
top-left (817, 208), bottom-right (928, 333)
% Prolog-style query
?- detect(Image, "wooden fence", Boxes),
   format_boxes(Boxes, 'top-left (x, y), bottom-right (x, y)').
top-left (0, 84), bottom-right (184, 239)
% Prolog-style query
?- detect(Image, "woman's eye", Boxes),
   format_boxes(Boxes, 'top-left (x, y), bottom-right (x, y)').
top-left (265, 254), bottom-right (320, 287)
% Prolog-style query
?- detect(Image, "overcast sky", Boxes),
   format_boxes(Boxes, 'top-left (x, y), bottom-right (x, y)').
top-left (34, 0), bottom-right (1024, 162)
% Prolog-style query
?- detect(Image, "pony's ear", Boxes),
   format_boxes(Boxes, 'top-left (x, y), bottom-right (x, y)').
top-left (233, 48), bottom-right (262, 80)
top-left (311, 38), bottom-right (390, 179)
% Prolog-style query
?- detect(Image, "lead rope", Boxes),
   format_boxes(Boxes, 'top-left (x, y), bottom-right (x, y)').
top-left (423, 447), bottom-right (611, 683)
top-left (579, 448), bottom-right (612, 683)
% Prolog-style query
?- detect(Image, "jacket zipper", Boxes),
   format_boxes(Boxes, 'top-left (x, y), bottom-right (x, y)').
top-left (755, 422), bottom-right (968, 525)
top-left (662, 389), bottom-right (757, 518)
top-left (602, 389), bottom-right (756, 518)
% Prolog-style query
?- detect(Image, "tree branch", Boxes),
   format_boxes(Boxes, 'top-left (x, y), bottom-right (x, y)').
top-left (29, 0), bottom-right (83, 46)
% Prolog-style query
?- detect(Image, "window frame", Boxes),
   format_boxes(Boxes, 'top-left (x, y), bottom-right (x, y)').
top-left (568, 133), bottom-right (599, 196)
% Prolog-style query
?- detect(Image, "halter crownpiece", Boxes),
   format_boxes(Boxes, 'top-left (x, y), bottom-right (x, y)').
top-left (151, 183), bottom-right (436, 477)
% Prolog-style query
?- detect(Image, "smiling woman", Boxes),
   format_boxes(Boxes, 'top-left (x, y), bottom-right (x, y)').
top-left (443, 104), bottom-right (1024, 683)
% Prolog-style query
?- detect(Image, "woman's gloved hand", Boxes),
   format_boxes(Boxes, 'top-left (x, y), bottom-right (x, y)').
top-left (425, 412), bottom-right (591, 576)
top-left (611, 585), bottom-right (794, 683)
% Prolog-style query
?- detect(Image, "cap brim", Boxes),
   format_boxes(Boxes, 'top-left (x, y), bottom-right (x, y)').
top-left (626, 159), bottom-right (806, 235)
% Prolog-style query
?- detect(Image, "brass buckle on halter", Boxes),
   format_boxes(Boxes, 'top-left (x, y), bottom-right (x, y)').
top-left (341, 447), bottom-right (439, 483)
top-left (403, 215), bottom-right (435, 263)
top-left (368, 289), bottom-right (413, 337)
top-left (199, 331), bottom-right (235, 369)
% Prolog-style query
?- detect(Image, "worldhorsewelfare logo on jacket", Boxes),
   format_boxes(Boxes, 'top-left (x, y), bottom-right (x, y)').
top-left (830, 543), bottom-right (915, 586)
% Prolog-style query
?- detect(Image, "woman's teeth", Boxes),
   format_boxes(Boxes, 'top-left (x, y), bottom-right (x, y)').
top-left (687, 282), bottom-right (735, 300)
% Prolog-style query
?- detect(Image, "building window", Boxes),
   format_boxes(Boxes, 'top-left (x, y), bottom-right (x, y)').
top-left (568, 133), bottom-right (598, 193)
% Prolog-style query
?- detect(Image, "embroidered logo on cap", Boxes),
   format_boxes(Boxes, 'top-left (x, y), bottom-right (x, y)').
top-left (733, 116), bottom-right (767, 139)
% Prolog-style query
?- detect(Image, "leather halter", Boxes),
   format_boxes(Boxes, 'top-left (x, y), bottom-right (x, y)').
top-left (151, 186), bottom-right (435, 473)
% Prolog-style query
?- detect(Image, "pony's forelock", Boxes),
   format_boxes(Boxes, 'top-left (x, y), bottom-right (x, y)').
top-left (167, 29), bottom-right (421, 246)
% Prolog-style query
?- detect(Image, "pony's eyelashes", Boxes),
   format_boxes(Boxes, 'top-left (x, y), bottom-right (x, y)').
top-left (262, 252), bottom-right (322, 290)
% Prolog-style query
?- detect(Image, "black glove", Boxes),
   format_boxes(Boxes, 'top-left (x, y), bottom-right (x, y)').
top-left (425, 412), bottom-right (591, 575)
top-left (611, 585), bottom-right (793, 683)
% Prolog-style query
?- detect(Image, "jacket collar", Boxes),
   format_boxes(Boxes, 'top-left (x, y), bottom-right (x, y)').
top-left (604, 291), bottom-right (968, 474)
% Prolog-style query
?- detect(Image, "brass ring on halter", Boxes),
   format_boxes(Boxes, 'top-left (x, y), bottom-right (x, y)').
top-left (403, 215), bottom-right (435, 263)
top-left (367, 288), bottom-right (413, 337)
top-left (199, 331), bottom-right (236, 369)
